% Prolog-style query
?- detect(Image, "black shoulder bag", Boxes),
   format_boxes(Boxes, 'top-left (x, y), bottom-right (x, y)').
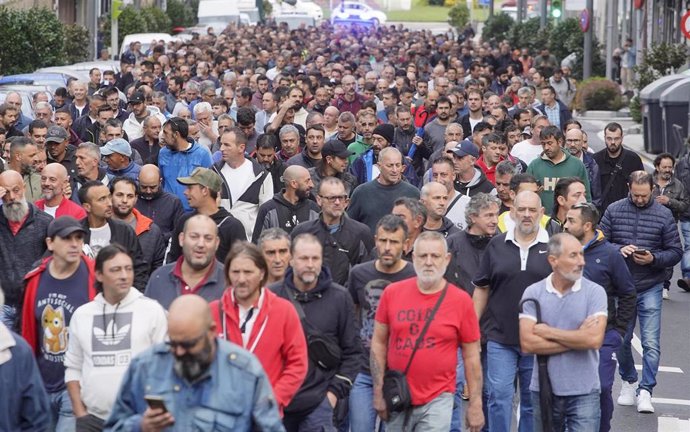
top-left (288, 292), bottom-right (342, 371)
top-left (382, 285), bottom-right (448, 413)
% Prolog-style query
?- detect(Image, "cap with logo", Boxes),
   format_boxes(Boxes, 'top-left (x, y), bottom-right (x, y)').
top-left (100, 138), bottom-right (132, 157)
top-left (128, 91), bottom-right (145, 105)
top-left (322, 139), bottom-right (354, 158)
top-left (177, 167), bottom-right (222, 193)
top-left (447, 139), bottom-right (479, 158)
top-left (45, 125), bottom-right (69, 144)
top-left (48, 216), bottom-right (87, 239)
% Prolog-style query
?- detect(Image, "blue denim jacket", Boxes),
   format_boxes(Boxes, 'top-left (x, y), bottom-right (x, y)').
top-left (104, 340), bottom-right (285, 432)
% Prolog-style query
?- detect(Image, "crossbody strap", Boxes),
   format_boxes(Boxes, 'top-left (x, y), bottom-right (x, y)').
top-left (403, 284), bottom-right (448, 375)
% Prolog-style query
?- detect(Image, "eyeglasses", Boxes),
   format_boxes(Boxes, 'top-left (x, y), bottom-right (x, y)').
top-left (319, 194), bottom-right (348, 203)
top-left (166, 332), bottom-right (205, 351)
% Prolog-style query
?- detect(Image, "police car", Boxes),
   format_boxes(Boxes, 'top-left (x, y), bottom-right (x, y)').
top-left (331, 1), bottom-right (387, 26)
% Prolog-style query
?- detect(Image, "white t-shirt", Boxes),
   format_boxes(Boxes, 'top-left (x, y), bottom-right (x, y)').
top-left (445, 191), bottom-right (471, 230)
top-left (89, 224), bottom-right (112, 256)
top-left (44, 204), bottom-right (58, 218)
top-left (221, 159), bottom-right (254, 206)
top-left (511, 139), bottom-right (543, 166)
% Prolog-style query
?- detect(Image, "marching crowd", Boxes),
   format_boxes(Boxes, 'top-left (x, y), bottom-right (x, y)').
top-left (0, 18), bottom-right (686, 432)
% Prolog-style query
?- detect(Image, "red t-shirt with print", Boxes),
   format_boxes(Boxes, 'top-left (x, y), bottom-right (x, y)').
top-left (375, 278), bottom-right (480, 406)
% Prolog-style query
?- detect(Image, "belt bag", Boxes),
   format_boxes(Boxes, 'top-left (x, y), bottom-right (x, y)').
top-left (307, 333), bottom-right (342, 370)
top-left (382, 285), bottom-right (447, 413)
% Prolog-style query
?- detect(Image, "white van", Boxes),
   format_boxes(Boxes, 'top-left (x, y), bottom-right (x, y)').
top-left (120, 33), bottom-right (174, 56)
top-left (198, 0), bottom-right (242, 31)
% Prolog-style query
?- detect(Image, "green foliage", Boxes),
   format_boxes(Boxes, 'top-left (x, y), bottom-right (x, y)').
top-left (63, 24), bottom-right (91, 65)
top-left (633, 43), bottom-right (688, 91)
top-left (630, 96), bottom-right (641, 123)
top-left (142, 7), bottom-right (172, 33)
top-left (481, 12), bottom-right (514, 43)
top-left (262, 0), bottom-right (273, 18)
top-left (573, 77), bottom-right (622, 112)
top-left (548, 17), bottom-right (605, 80)
top-left (0, 6), bottom-right (66, 74)
top-left (167, 0), bottom-right (197, 28)
top-left (447, 3), bottom-right (470, 31)
top-left (508, 18), bottom-right (550, 55)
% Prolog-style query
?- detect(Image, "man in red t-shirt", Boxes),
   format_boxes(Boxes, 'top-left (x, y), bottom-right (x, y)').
top-left (371, 231), bottom-right (484, 432)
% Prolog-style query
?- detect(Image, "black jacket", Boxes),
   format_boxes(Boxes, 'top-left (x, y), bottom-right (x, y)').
top-left (269, 266), bottom-right (361, 417)
top-left (134, 191), bottom-right (185, 242)
top-left (251, 192), bottom-right (320, 243)
top-left (130, 136), bottom-right (161, 165)
top-left (290, 215), bottom-right (374, 286)
top-left (445, 230), bottom-right (491, 296)
top-left (166, 208), bottom-right (247, 264)
top-left (80, 218), bottom-right (148, 291)
top-left (0, 205), bottom-right (51, 306)
top-left (423, 217), bottom-right (460, 238)
top-left (593, 148), bottom-right (644, 213)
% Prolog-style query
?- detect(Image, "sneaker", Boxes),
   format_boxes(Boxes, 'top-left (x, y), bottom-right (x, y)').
top-left (637, 389), bottom-right (655, 413)
top-left (617, 381), bottom-right (636, 406)
top-left (678, 278), bottom-right (690, 292)
top-left (663, 289), bottom-right (670, 300)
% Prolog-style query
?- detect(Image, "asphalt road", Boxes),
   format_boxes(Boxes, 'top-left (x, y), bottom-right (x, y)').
top-left (581, 118), bottom-right (690, 432)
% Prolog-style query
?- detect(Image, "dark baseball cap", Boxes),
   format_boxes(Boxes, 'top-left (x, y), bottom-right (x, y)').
top-left (128, 91), bottom-right (145, 105)
top-left (47, 216), bottom-right (87, 239)
top-left (447, 139), bottom-right (479, 158)
top-left (322, 139), bottom-right (353, 158)
top-left (45, 125), bottom-right (69, 144)
top-left (177, 167), bottom-right (222, 193)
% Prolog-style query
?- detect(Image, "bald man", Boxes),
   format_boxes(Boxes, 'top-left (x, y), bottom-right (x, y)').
top-left (35, 163), bottom-right (86, 219)
top-left (135, 164), bottom-right (185, 241)
top-left (105, 294), bottom-right (284, 431)
top-left (420, 181), bottom-right (460, 237)
top-left (0, 170), bottom-right (52, 330)
top-left (472, 190), bottom-right (552, 432)
top-left (251, 165), bottom-right (320, 243)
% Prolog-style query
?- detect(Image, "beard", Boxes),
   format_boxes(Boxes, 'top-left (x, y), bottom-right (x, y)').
top-left (295, 187), bottom-right (310, 200)
top-left (139, 189), bottom-right (161, 201)
top-left (112, 205), bottom-right (132, 219)
top-left (173, 337), bottom-right (215, 382)
top-left (3, 198), bottom-right (29, 222)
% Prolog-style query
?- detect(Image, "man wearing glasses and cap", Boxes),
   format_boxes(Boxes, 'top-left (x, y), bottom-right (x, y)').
top-left (45, 125), bottom-right (78, 181)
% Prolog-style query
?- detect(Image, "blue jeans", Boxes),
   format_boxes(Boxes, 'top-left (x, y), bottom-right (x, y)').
top-left (450, 348), bottom-right (465, 432)
top-left (680, 220), bottom-right (690, 278)
top-left (349, 373), bottom-right (384, 432)
top-left (49, 389), bottom-right (75, 432)
top-left (532, 391), bottom-right (600, 432)
top-left (599, 329), bottom-right (623, 432)
top-left (486, 341), bottom-right (534, 432)
top-left (386, 392), bottom-right (453, 432)
top-left (617, 283), bottom-right (662, 395)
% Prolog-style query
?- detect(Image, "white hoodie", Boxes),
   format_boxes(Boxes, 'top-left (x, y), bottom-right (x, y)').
top-left (65, 289), bottom-right (167, 420)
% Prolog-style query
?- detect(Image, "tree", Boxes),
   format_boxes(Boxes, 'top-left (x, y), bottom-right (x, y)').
top-left (482, 12), bottom-right (514, 44)
top-left (166, 0), bottom-right (197, 28)
top-left (0, 7), bottom-right (65, 74)
top-left (507, 17), bottom-right (550, 56)
top-left (447, 3), bottom-right (470, 32)
top-left (549, 17), bottom-right (605, 80)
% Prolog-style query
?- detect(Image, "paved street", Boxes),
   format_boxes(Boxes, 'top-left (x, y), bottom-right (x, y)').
top-left (581, 118), bottom-right (690, 432)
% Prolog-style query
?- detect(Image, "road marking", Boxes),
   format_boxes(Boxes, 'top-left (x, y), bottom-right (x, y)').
top-left (653, 398), bottom-right (690, 407)
top-left (658, 416), bottom-right (690, 432)
top-left (631, 334), bottom-right (684, 373)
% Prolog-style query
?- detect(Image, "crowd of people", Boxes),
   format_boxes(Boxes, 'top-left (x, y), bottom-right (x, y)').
top-left (0, 18), bottom-right (686, 432)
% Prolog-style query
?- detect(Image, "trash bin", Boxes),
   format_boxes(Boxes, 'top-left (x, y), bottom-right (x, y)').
top-left (640, 75), bottom-right (686, 154)
top-left (660, 77), bottom-right (690, 157)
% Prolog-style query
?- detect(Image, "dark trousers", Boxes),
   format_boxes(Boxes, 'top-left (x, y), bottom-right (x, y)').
top-left (76, 414), bottom-right (105, 432)
top-left (598, 329), bottom-right (624, 432)
top-left (283, 397), bottom-right (335, 432)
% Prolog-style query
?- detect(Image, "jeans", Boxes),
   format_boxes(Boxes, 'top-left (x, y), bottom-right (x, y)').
top-left (386, 392), bottom-right (453, 432)
top-left (49, 389), bottom-right (75, 432)
top-left (76, 414), bottom-right (105, 432)
top-left (617, 283), bottom-right (662, 395)
top-left (532, 391), bottom-right (600, 432)
top-left (349, 373), bottom-right (384, 432)
top-left (486, 341), bottom-right (534, 432)
top-left (598, 329), bottom-right (623, 432)
top-left (284, 397), bottom-right (335, 432)
top-left (0, 304), bottom-right (18, 331)
top-left (450, 348), bottom-right (465, 432)
top-left (680, 220), bottom-right (690, 278)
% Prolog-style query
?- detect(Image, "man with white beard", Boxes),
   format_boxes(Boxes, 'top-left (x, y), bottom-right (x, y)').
top-left (0, 170), bottom-right (52, 329)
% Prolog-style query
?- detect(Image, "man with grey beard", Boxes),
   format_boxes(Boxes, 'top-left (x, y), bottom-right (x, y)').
top-left (0, 170), bottom-right (52, 330)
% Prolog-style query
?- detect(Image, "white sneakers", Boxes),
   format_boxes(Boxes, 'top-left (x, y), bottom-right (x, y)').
top-left (637, 389), bottom-right (655, 413)
top-left (617, 381), bottom-right (636, 406)
top-left (663, 289), bottom-right (670, 300)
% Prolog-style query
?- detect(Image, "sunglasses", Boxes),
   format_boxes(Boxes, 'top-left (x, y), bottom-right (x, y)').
top-left (166, 332), bottom-right (205, 351)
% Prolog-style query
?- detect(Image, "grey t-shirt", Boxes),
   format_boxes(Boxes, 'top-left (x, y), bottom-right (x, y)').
top-left (520, 275), bottom-right (608, 396)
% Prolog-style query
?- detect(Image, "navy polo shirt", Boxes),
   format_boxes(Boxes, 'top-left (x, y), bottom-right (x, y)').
top-left (472, 228), bottom-right (551, 346)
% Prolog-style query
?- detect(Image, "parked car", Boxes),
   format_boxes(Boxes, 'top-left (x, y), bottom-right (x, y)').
top-left (331, 1), bottom-right (387, 25)
top-left (0, 73), bottom-right (69, 91)
top-left (276, 0), bottom-right (323, 21)
top-left (120, 33), bottom-right (175, 56)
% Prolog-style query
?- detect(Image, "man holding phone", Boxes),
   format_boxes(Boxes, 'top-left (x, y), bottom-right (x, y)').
top-left (599, 171), bottom-right (682, 414)
top-left (105, 295), bottom-right (284, 431)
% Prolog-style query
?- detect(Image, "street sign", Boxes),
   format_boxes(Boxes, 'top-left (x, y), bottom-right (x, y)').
top-left (634, 0), bottom-right (645, 9)
top-left (580, 9), bottom-right (590, 32)
top-left (682, 10), bottom-right (690, 40)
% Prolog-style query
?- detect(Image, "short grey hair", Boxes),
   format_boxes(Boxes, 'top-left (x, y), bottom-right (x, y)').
top-left (193, 101), bottom-right (212, 115)
top-left (258, 227), bottom-right (291, 249)
top-left (496, 160), bottom-right (518, 177)
top-left (77, 142), bottom-right (101, 160)
top-left (338, 111), bottom-right (356, 124)
top-left (517, 87), bottom-right (532, 97)
top-left (185, 81), bottom-right (200, 92)
top-left (413, 231), bottom-right (448, 255)
top-left (279, 124), bottom-right (299, 140)
top-left (465, 193), bottom-right (501, 228)
top-left (34, 101), bottom-right (52, 112)
top-left (547, 232), bottom-right (577, 257)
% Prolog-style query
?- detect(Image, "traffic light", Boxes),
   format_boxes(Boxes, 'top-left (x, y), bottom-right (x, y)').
top-left (112, 0), bottom-right (123, 20)
top-left (551, 0), bottom-right (563, 19)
